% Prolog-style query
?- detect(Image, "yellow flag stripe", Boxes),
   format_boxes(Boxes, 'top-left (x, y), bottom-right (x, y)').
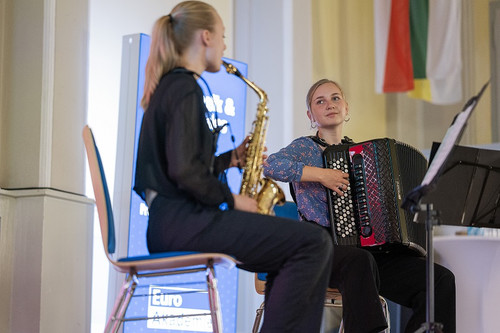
top-left (407, 79), bottom-right (432, 102)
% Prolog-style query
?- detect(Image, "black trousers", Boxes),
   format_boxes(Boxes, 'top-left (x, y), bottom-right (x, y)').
top-left (328, 245), bottom-right (456, 333)
top-left (147, 196), bottom-right (333, 333)
top-left (375, 251), bottom-right (456, 333)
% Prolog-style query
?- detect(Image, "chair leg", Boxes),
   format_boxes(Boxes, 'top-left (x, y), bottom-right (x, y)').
top-left (252, 301), bottom-right (265, 333)
top-left (206, 262), bottom-right (223, 333)
top-left (329, 298), bottom-right (388, 333)
top-left (338, 318), bottom-right (344, 333)
top-left (337, 297), bottom-right (389, 333)
top-left (105, 274), bottom-right (137, 333)
top-left (379, 296), bottom-right (391, 333)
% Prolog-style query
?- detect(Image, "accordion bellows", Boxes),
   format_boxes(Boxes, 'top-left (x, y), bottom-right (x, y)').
top-left (323, 138), bottom-right (428, 256)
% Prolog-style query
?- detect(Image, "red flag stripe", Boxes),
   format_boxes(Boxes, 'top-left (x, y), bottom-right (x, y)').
top-left (383, 0), bottom-right (414, 92)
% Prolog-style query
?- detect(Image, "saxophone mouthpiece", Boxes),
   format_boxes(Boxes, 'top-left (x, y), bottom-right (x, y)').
top-left (222, 60), bottom-right (242, 78)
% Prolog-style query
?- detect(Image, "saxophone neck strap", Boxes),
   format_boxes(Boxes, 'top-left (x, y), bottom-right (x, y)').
top-left (170, 67), bottom-right (225, 136)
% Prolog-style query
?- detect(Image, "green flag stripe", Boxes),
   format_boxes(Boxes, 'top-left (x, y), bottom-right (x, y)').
top-left (409, 0), bottom-right (429, 79)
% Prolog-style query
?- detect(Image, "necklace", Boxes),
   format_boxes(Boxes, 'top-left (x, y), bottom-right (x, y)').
top-left (314, 131), bottom-right (354, 147)
top-left (315, 131), bottom-right (340, 146)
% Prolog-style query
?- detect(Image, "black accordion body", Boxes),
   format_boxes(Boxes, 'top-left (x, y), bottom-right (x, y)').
top-left (323, 138), bottom-right (428, 256)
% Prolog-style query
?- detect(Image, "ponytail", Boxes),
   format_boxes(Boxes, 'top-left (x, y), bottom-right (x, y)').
top-left (141, 15), bottom-right (178, 110)
top-left (141, 1), bottom-right (217, 110)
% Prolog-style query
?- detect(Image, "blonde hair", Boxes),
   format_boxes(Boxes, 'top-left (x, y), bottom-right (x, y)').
top-left (306, 79), bottom-right (346, 110)
top-left (141, 1), bottom-right (217, 110)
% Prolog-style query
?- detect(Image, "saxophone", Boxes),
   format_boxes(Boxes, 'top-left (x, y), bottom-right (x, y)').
top-left (222, 61), bottom-right (285, 215)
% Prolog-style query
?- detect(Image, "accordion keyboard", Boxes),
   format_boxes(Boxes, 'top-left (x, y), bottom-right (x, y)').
top-left (324, 149), bottom-right (358, 245)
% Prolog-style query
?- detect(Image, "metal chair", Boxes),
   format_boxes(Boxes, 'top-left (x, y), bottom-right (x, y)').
top-left (251, 272), bottom-right (349, 333)
top-left (83, 125), bottom-right (238, 333)
top-left (251, 202), bottom-right (390, 333)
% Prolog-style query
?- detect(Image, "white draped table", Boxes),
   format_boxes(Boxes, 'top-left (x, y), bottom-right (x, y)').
top-left (434, 236), bottom-right (500, 333)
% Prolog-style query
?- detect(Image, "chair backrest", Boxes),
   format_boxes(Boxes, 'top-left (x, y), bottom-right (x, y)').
top-left (255, 202), bottom-right (300, 293)
top-left (274, 201), bottom-right (299, 220)
top-left (82, 125), bottom-right (116, 257)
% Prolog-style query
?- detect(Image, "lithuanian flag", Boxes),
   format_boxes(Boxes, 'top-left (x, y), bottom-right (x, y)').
top-left (374, 0), bottom-right (462, 105)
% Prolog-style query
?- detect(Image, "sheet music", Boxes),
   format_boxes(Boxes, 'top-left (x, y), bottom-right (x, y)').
top-left (421, 101), bottom-right (476, 186)
top-left (420, 81), bottom-right (489, 188)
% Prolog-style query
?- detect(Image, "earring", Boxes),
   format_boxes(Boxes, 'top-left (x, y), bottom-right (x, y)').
top-left (310, 120), bottom-right (317, 129)
top-left (344, 116), bottom-right (351, 123)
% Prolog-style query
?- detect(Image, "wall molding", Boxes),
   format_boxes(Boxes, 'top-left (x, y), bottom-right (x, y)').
top-left (39, 0), bottom-right (56, 187)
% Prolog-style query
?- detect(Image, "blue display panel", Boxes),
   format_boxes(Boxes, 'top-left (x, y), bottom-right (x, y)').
top-left (123, 33), bottom-right (247, 332)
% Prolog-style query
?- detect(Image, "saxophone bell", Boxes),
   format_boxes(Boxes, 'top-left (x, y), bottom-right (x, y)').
top-left (257, 178), bottom-right (286, 215)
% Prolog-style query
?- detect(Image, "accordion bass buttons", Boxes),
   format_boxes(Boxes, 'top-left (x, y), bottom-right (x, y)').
top-left (354, 180), bottom-right (364, 187)
top-left (361, 225), bottom-right (372, 237)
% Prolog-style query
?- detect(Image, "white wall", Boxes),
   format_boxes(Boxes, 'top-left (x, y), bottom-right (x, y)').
top-left (0, 0), bottom-right (94, 332)
top-left (0, 189), bottom-right (94, 333)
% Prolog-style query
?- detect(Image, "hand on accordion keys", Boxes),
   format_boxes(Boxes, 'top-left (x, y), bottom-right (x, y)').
top-left (319, 168), bottom-right (350, 196)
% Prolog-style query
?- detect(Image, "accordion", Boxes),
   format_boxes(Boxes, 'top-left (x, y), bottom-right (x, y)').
top-left (323, 138), bottom-right (427, 256)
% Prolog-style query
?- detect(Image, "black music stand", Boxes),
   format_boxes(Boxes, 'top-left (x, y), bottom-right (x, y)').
top-left (402, 81), bottom-right (490, 333)
top-left (421, 143), bottom-right (500, 228)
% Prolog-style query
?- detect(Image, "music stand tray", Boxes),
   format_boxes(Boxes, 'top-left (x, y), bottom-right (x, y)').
top-left (420, 143), bottom-right (500, 229)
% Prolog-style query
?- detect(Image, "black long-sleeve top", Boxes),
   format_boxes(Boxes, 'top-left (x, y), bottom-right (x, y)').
top-left (134, 68), bottom-right (235, 209)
